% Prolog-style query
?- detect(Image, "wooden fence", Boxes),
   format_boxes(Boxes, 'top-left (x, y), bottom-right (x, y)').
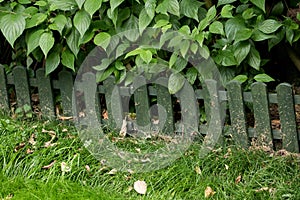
top-left (0, 65), bottom-right (299, 153)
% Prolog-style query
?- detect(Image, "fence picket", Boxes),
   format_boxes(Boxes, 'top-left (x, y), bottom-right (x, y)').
top-left (227, 81), bottom-right (248, 148)
top-left (13, 66), bottom-right (31, 108)
top-left (0, 65), bottom-right (9, 112)
top-left (251, 82), bottom-right (273, 149)
top-left (276, 83), bottom-right (299, 152)
top-left (36, 69), bottom-right (55, 119)
top-left (103, 76), bottom-right (123, 128)
top-left (58, 71), bottom-right (73, 116)
top-left (156, 77), bottom-right (174, 133)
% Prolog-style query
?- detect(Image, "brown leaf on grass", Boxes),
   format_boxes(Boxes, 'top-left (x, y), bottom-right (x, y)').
top-left (14, 142), bottom-right (25, 152)
top-left (26, 148), bottom-right (34, 154)
top-left (134, 180), bottom-right (147, 195)
top-left (42, 160), bottom-right (56, 169)
top-left (85, 165), bottom-right (91, 172)
top-left (28, 134), bottom-right (36, 146)
top-left (102, 110), bottom-right (109, 119)
top-left (42, 129), bottom-right (57, 148)
top-left (225, 164), bottom-right (229, 170)
top-left (235, 175), bottom-right (242, 184)
top-left (204, 186), bottom-right (216, 198)
top-left (107, 168), bottom-right (118, 175)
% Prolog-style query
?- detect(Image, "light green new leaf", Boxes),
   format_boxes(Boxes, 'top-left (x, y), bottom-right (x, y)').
top-left (74, 10), bottom-right (91, 38)
top-left (94, 32), bottom-right (111, 50)
top-left (125, 48), bottom-right (144, 58)
top-left (140, 50), bottom-right (152, 64)
top-left (221, 5), bottom-right (234, 18)
top-left (27, 29), bottom-right (44, 56)
top-left (139, 8), bottom-right (153, 33)
top-left (75, 0), bottom-right (85, 9)
top-left (250, 0), bottom-right (265, 13)
top-left (0, 13), bottom-right (26, 47)
top-left (48, 14), bottom-right (67, 35)
top-left (26, 13), bottom-right (47, 29)
top-left (180, 0), bottom-right (202, 21)
top-left (168, 72), bottom-right (185, 94)
top-left (186, 67), bottom-right (198, 84)
top-left (254, 73), bottom-right (274, 82)
top-left (209, 21), bottom-right (224, 35)
top-left (247, 46), bottom-right (260, 70)
top-left (61, 49), bottom-right (75, 71)
top-left (156, 0), bottom-right (180, 17)
top-left (110, 0), bottom-right (124, 13)
top-left (233, 75), bottom-right (248, 83)
top-left (180, 40), bottom-right (190, 57)
top-left (45, 51), bottom-right (60, 75)
top-left (145, 0), bottom-right (156, 19)
top-left (234, 42), bottom-right (251, 65)
top-left (84, 0), bottom-right (102, 17)
top-left (66, 28), bottom-right (80, 57)
top-left (258, 19), bottom-right (282, 34)
top-left (206, 6), bottom-right (216, 21)
top-left (48, 0), bottom-right (77, 11)
top-left (39, 32), bottom-right (55, 57)
top-left (217, 0), bottom-right (236, 7)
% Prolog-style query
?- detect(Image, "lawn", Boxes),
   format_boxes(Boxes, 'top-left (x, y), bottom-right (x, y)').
top-left (0, 115), bottom-right (299, 199)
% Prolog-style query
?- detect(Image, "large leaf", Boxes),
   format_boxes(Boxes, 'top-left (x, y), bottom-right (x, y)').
top-left (258, 19), bottom-right (282, 34)
top-left (250, 0), bottom-right (265, 13)
top-left (180, 0), bottom-right (202, 21)
top-left (209, 21), bottom-right (224, 35)
top-left (61, 48), bottom-right (75, 71)
top-left (247, 46), bottom-right (260, 70)
top-left (168, 72), bottom-right (185, 94)
top-left (251, 29), bottom-right (277, 41)
top-left (74, 10), bottom-right (91, 38)
top-left (48, 0), bottom-right (77, 11)
top-left (225, 17), bottom-right (245, 42)
top-left (233, 42), bottom-right (251, 65)
top-left (0, 13), bottom-right (26, 47)
top-left (186, 67), bottom-right (198, 84)
top-left (39, 32), bottom-right (55, 57)
top-left (145, 0), bottom-right (156, 19)
top-left (139, 8), bottom-right (153, 33)
top-left (254, 73), bottom-right (274, 82)
top-left (45, 51), bottom-right (60, 75)
top-left (48, 14), bottom-right (68, 35)
top-left (26, 13), bottom-right (47, 28)
top-left (84, 0), bottom-right (102, 17)
top-left (235, 28), bottom-right (252, 42)
top-left (156, 0), bottom-right (180, 17)
top-left (94, 32), bottom-right (111, 50)
top-left (110, 0), bottom-right (124, 13)
top-left (26, 29), bottom-right (44, 56)
top-left (75, 0), bottom-right (85, 9)
top-left (217, 0), bottom-right (237, 7)
top-left (66, 28), bottom-right (80, 57)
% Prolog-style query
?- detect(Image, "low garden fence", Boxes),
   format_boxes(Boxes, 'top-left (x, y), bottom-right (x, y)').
top-left (0, 65), bottom-right (299, 153)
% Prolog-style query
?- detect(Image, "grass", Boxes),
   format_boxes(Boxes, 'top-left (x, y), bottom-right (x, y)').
top-left (0, 115), bottom-right (299, 199)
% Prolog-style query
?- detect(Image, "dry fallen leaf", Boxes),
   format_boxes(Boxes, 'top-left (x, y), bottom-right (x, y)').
top-left (255, 187), bottom-right (269, 192)
top-left (3, 194), bottom-right (13, 200)
top-left (134, 180), bottom-right (147, 195)
top-left (204, 186), bottom-right (216, 198)
top-left (14, 142), bottom-right (26, 152)
top-left (235, 175), bottom-right (242, 184)
top-left (42, 160), bottom-right (56, 169)
top-left (26, 148), bottom-right (34, 154)
top-left (107, 168), bottom-right (118, 175)
top-left (225, 164), bottom-right (229, 170)
top-left (195, 166), bottom-right (202, 175)
top-left (61, 162), bottom-right (71, 172)
top-left (85, 165), bottom-right (91, 172)
top-left (102, 110), bottom-right (109, 119)
top-left (28, 134), bottom-right (36, 146)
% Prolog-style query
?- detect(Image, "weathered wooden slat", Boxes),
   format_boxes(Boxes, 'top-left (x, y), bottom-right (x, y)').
top-left (276, 83), bottom-right (299, 152)
top-left (133, 76), bottom-right (151, 130)
top-left (13, 66), bottom-right (31, 108)
top-left (251, 82), bottom-right (273, 150)
top-left (36, 69), bottom-right (55, 119)
top-left (227, 81), bottom-right (248, 148)
top-left (103, 76), bottom-right (123, 128)
top-left (0, 65), bottom-right (10, 112)
top-left (156, 77), bottom-right (174, 133)
top-left (58, 71), bottom-right (73, 116)
top-left (202, 83), bottom-right (211, 124)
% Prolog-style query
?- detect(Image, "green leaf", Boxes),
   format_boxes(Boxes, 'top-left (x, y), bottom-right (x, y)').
top-left (74, 10), bottom-right (91, 38)
top-left (217, 0), bottom-right (236, 7)
top-left (26, 13), bottom-right (47, 29)
top-left (75, 0), bottom-right (85, 9)
top-left (66, 28), bottom-right (80, 57)
top-left (180, 40), bottom-right (190, 58)
top-left (186, 67), bottom-right (198, 84)
top-left (48, 0), bottom-right (77, 11)
top-left (169, 53), bottom-right (178, 68)
top-left (45, 51), bottom-right (60, 75)
top-left (209, 21), bottom-right (224, 35)
top-left (26, 29), bottom-right (44, 56)
top-left (18, 0), bottom-right (31, 4)
top-left (125, 48), bottom-right (144, 58)
top-left (286, 28), bottom-right (294, 45)
top-left (145, 0), bottom-right (156, 19)
top-left (234, 42), bottom-right (251, 65)
top-left (242, 8), bottom-right (256, 20)
top-left (268, 28), bottom-right (285, 51)
top-left (168, 72), bottom-right (185, 94)
top-left (156, 0), bottom-right (180, 17)
top-left (140, 50), bottom-right (152, 64)
top-left (258, 19), bottom-right (282, 34)
top-left (271, 1), bottom-right (284, 16)
top-left (233, 75), bottom-right (248, 83)
top-left (235, 28), bottom-right (252, 42)
top-left (221, 49), bottom-right (237, 66)
top-left (110, 0), bottom-right (124, 13)
top-left (254, 73), bottom-right (274, 82)
top-left (199, 45), bottom-right (210, 59)
top-left (225, 17), bottom-right (245, 42)
top-left (94, 32), bottom-right (111, 50)
top-left (96, 66), bottom-right (115, 82)
top-left (0, 13), bottom-right (26, 47)
top-left (114, 60), bottom-right (126, 70)
top-left (221, 5), bottom-right (234, 18)
top-left (139, 8), bottom-right (153, 33)
top-left (250, 0), bottom-right (265, 13)
top-left (49, 14), bottom-right (68, 35)
top-left (251, 29), bottom-right (277, 41)
top-left (190, 43), bottom-right (198, 54)
top-left (39, 32), bottom-right (55, 57)
top-left (93, 58), bottom-right (111, 71)
top-left (180, 0), bottom-right (202, 21)
top-left (154, 19), bottom-right (170, 28)
top-left (107, 8), bottom-right (118, 27)
top-left (173, 56), bottom-right (187, 73)
top-left (206, 6), bottom-right (216, 21)
top-left (247, 46), bottom-right (260, 70)
top-left (61, 49), bottom-right (75, 71)
top-left (34, 1), bottom-right (48, 7)
top-left (84, 0), bottom-right (102, 17)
